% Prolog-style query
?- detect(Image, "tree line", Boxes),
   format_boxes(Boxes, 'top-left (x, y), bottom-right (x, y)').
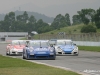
top-left (0, 8), bottom-right (100, 34)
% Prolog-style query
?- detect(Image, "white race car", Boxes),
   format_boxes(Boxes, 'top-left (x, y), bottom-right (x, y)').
top-left (49, 39), bottom-right (79, 56)
top-left (6, 40), bottom-right (26, 55)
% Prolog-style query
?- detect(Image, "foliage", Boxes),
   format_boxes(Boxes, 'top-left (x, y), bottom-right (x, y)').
top-left (65, 13), bottom-right (71, 26)
top-left (0, 11), bottom-right (52, 34)
top-left (94, 8), bottom-right (100, 28)
top-left (51, 13), bottom-right (71, 30)
top-left (77, 8), bottom-right (95, 25)
top-left (0, 8), bottom-right (100, 34)
top-left (72, 15), bottom-right (82, 25)
top-left (81, 24), bottom-right (97, 33)
top-left (35, 24), bottom-right (84, 35)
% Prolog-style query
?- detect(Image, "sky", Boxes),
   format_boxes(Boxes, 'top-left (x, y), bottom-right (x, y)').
top-left (0, 0), bottom-right (100, 18)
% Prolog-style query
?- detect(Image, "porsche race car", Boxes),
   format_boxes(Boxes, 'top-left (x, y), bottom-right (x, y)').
top-left (6, 40), bottom-right (26, 55)
top-left (23, 40), bottom-right (56, 60)
top-left (49, 39), bottom-right (79, 56)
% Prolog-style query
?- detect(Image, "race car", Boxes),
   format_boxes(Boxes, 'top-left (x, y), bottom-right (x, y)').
top-left (23, 40), bottom-right (56, 60)
top-left (6, 40), bottom-right (26, 55)
top-left (49, 39), bottom-right (79, 56)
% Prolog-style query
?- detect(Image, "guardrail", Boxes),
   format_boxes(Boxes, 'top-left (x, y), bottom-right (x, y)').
top-left (73, 41), bottom-right (100, 46)
top-left (0, 32), bottom-right (28, 37)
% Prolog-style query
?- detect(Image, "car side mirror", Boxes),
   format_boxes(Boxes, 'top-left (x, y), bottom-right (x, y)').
top-left (50, 44), bottom-right (53, 47)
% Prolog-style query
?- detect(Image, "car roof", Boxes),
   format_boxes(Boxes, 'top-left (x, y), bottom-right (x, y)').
top-left (12, 40), bottom-right (24, 42)
top-left (49, 39), bottom-right (72, 41)
top-left (57, 39), bottom-right (72, 41)
top-left (30, 40), bottom-right (49, 42)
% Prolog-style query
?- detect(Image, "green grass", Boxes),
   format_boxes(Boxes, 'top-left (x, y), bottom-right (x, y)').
top-left (42, 24), bottom-right (84, 35)
top-left (33, 23), bottom-right (100, 39)
top-left (78, 46), bottom-right (100, 52)
top-left (0, 55), bottom-right (80, 75)
top-left (97, 29), bottom-right (100, 33)
top-left (36, 23), bottom-right (100, 35)
top-left (20, 37), bottom-right (27, 40)
top-left (33, 24), bottom-right (84, 39)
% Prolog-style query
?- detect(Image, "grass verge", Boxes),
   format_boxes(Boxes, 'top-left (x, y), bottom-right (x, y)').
top-left (0, 55), bottom-right (81, 75)
top-left (78, 46), bottom-right (100, 52)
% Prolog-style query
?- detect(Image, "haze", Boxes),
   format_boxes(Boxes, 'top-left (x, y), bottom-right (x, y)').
top-left (0, 0), bottom-right (100, 18)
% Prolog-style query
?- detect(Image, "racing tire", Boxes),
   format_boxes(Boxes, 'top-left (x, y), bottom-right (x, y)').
top-left (74, 54), bottom-right (79, 56)
top-left (74, 52), bottom-right (79, 56)
top-left (8, 50), bottom-right (11, 56)
top-left (51, 55), bottom-right (56, 60)
top-left (23, 56), bottom-right (26, 59)
top-left (22, 54), bottom-right (26, 59)
top-left (6, 52), bottom-right (8, 55)
top-left (26, 54), bottom-right (30, 60)
top-left (74, 51), bottom-right (79, 56)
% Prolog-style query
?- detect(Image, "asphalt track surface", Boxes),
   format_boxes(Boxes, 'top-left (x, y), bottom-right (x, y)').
top-left (0, 43), bottom-right (100, 75)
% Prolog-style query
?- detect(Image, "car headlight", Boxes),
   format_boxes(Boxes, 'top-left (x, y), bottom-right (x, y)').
top-left (29, 47), bottom-right (34, 52)
top-left (57, 47), bottom-right (62, 51)
top-left (50, 47), bottom-right (54, 52)
top-left (30, 47), bottom-right (34, 50)
top-left (73, 47), bottom-right (78, 51)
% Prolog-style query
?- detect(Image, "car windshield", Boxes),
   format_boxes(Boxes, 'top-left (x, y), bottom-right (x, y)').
top-left (12, 41), bottom-right (20, 45)
top-left (19, 41), bottom-right (25, 45)
top-left (49, 40), bottom-right (56, 45)
top-left (30, 41), bottom-right (49, 47)
top-left (12, 41), bottom-right (25, 45)
top-left (57, 41), bottom-right (73, 45)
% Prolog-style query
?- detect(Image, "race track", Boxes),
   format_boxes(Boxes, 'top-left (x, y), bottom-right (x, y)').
top-left (0, 44), bottom-right (100, 75)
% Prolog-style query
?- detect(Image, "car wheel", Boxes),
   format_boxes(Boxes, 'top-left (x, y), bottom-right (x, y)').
top-left (6, 51), bottom-right (8, 55)
top-left (26, 54), bottom-right (29, 60)
top-left (8, 50), bottom-right (11, 56)
top-left (6, 53), bottom-right (8, 55)
top-left (74, 54), bottom-right (78, 56)
top-left (22, 54), bottom-right (25, 59)
top-left (52, 55), bottom-right (56, 60)
top-left (74, 52), bottom-right (79, 56)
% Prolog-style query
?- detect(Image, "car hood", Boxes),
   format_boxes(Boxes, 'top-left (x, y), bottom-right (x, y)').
top-left (31, 47), bottom-right (49, 51)
top-left (14, 45), bottom-right (25, 49)
top-left (59, 45), bottom-right (75, 51)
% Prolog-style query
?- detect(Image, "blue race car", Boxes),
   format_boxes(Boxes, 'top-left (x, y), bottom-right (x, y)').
top-left (23, 40), bottom-right (56, 60)
top-left (49, 39), bottom-right (79, 56)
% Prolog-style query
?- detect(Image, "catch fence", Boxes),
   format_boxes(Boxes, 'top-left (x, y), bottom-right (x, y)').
top-left (35, 33), bottom-right (100, 41)
top-left (34, 33), bottom-right (100, 46)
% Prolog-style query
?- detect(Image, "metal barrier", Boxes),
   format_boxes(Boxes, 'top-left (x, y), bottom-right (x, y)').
top-left (33, 33), bottom-right (100, 46)
top-left (0, 32), bottom-right (28, 41)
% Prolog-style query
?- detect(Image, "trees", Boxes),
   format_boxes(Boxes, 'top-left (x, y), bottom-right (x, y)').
top-left (81, 25), bottom-right (97, 33)
top-left (23, 11), bottom-right (29, 23)
top-left (94, 8), bottom-right (100, 28)
top-left (16, 11), bottom-right (29, 23)
top-left (0, 9), bottom-right (99, 34)
top-left (51, 13), bottom-right (70, 30)
top-left (36, 19), bottom-right (50, 33)
top-left (77, 8), bottom-right (95, 25)
top-left (3, 12), bottom-right (15, 31)
top-left (28, 15), bottom-right (37, 32)
top-left (0, 11), bottom-right (52, 33)
top-left (72, 15), bottom-right (82, 25)
top-left (65, 13), bottom-right (71, 26)
top-left (51, 14), bottom-right (65, 29)
top-left (28, 15), bottom-right (36, 24)
top-left (77, 8), bottom-right (97, 33)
